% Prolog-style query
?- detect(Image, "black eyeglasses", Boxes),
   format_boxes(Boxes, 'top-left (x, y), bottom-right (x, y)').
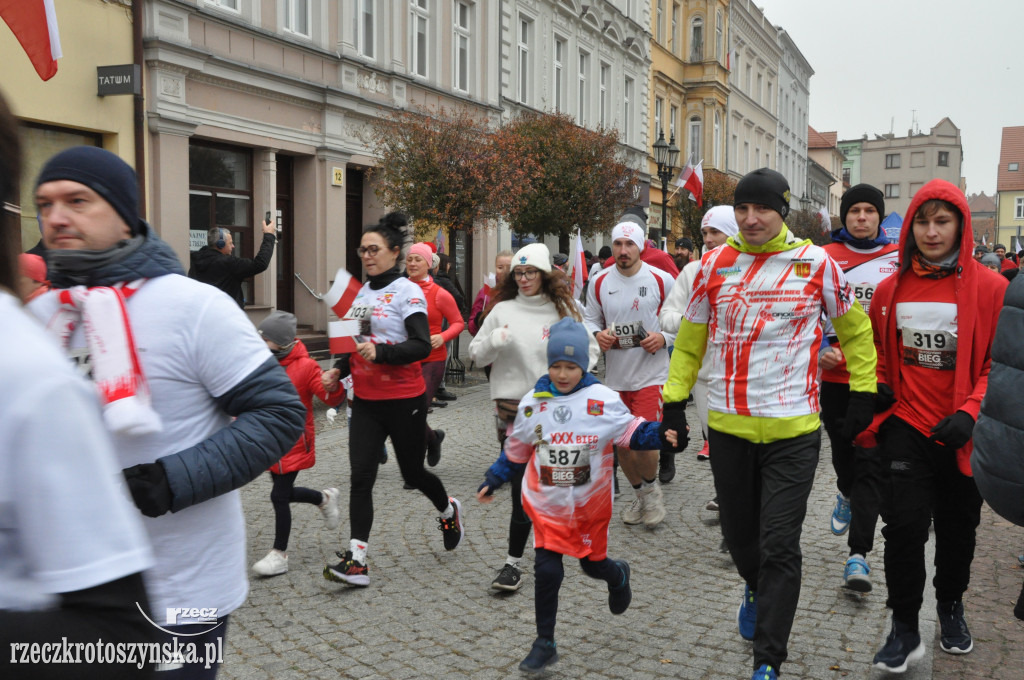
top-left (357, 245), bottom-right (384, 257)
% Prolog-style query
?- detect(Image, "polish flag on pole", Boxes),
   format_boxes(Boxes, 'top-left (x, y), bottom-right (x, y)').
top-left (0, 0), bottom-right (62, 81)
top-left (569, 229), bottom-right (587, 296)
top-left (328, 320), bottom-right (361, 354)
top-left (981, 233), bottom-right (987, 246)
top-left (675, 159), bottom-right (704, 207)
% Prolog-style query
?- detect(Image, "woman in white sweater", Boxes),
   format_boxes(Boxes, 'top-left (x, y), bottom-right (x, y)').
top-left (470, 243), bottom-right (599, 592)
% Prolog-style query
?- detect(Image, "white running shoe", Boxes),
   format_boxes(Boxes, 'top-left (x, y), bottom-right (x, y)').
top-left (621, 495), bottom-right (645, 525)
top-left (640, 482), bottom-right (666, 528)
top-left (320, 487), bottom-right (340, 530)
top-left (252, 550), bottom-right (288, 576)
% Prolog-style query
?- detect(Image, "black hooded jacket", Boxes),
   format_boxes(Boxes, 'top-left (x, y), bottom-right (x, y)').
top-left (188, 232), bottom-right (276, 307)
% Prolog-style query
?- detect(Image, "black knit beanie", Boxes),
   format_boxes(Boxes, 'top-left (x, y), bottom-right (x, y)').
top-left (840, 184), bottom-right (885, 228)
top-left (36, 146), bottom-right (140, 235)
top-left (734, 167), bottom-right (791, 218)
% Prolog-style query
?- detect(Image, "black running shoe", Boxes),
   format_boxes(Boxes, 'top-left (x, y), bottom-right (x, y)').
top-left (438, 497), bottom-right (464, 550)
top-left (872, 621), bottom-right (923, 673)
top-left (518, 638), bottom-right (558, 675)
top-left (658, 450), bottom-right (676, 483)
top-left (436, 388), bottom-right (458, 401)
top-left (427, 429), bottom-right (445, 467)
top-left (492, 563), bottom-right (523, 592)
top-left (323, 550), bottom-right (369, 587)
top-left (608, 560), bottom-right (632, 614)
top-left (937, 600), bottom-right (973, 654)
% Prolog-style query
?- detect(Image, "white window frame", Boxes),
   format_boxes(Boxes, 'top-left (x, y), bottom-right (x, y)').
top-left (716, 10), bottom-right (723, 62)
top-left (1010, 162), bottom-right (1020, 171)
top-left (517, 16), bottom-right (531, 104)
top-left (623, 77), bottom-right (633, 145)
top-left (654, 97), bottom-right (663, 138)
top-left (713, 111), bottom-right (721, 168)
top-left (284, 0), bottom-right (311, 38)
top-left (1016, 197), bottom-right (1024, 219)
top-left (208, 0), bottom-right (239, 11)
top-left (938, 150), bottom-right (949, 167)
top-left (356, 0), bottom-right (375, 59)
top-left (453, 1), bottom-right (471, 93)
top-left (690, 16), bottom-right (704, 62)
top-left (656, 0), bottom-right (664, 43)
top-left (599, 62), bottom-right (609, 126)
top-left (577, 50), bottom-right (589, 125)
top-left (689, 116), bottom-right (702, 164)
top-left (411, 0), bottom-right (430, 79)
top-left (553, 37), bottom-right (566, 112)
top-left (669, 104), bottom-right (678, 139)
top-left (671, 3), bottom-right (679, 55)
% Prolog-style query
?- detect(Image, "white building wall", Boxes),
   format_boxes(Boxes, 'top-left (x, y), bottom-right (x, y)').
top-left (776, 28), bottom-right (812, 210)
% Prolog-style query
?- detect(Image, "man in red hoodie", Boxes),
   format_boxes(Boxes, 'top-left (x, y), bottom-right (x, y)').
top-left (863, 179), bottom-right (1007, 673)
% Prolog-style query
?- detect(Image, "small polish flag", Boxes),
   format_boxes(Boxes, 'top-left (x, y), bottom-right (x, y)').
top-left (323, 268), bottom-right (362, 319)
top-left (676, 159), bottom-right (704, 207)
top-left (1, 0), bottom-right (62, 81)
top-left (328, 320), bottom-right (361, 354)
top-left (818, 207), bottom-right (832, 235)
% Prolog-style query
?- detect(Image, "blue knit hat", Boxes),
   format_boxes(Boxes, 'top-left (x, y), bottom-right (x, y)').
top-left (36, 146), bottom-right (140, 235)
top-left (547, 317), bottom-right (590, 372)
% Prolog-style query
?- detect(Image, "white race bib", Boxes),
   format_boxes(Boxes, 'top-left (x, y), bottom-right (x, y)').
top-left (538, 445), bottom-right (592, 487)
top-left (612, 320), bottom-right (647, 349)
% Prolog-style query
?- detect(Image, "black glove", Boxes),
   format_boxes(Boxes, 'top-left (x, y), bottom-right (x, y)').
top-left (123, 462), bottom-right (173, 517)
top-left (875, 383), bottom-right (896, 413)
top-left (477, 470), bottom-right (503, 496)
top-left (660, 401), bottom-right (689, 453)
top-left (841, 391), bottom-right (876, 441)
top-left (929, 410), bottom-right (975, 449)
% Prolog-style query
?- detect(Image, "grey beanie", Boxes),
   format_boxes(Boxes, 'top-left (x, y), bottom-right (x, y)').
top-left (258, 310), bottom-right (297, 346)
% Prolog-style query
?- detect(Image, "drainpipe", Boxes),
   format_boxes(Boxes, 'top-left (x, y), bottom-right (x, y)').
top-left (133, 0), bottom-right (146, 218)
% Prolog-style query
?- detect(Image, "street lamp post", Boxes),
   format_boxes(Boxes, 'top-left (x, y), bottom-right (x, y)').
top-left (653, 129), bottom-right (680, 250)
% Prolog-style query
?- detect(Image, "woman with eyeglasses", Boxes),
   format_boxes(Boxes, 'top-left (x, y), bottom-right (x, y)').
top-left (406, 242), bottom-right (465, 469)
top-left (322, 213), bottom-right (464, 588)
top-left (469, 243), bottom-right (599, 593)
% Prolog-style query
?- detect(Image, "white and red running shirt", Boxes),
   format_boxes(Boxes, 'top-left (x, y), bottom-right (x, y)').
top-left (345, 277), bottom-right (428, 401)
top-left (820, 241), bottom-right (900, 384)
top-left (683, 239), bottom-right (856, 418)
top-left (505, 381), bottom-right (645, 560)
top-left (583, 262), bottom-right (676, 391)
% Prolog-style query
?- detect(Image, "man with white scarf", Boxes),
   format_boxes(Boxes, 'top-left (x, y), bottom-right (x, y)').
top-left (29, 146), bottom-right (304, 679)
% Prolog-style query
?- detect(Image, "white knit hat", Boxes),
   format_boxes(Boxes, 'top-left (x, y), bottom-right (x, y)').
top-left (701, 205), bottom-right (739, 238)
top-left (611, 221), bottom-right (646, 251)
top-left (512, 243), bottom-right (552, 273)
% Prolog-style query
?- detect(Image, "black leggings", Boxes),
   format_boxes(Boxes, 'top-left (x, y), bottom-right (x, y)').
top-left (349, 394), bottom-right (450, 541)
top-left (269, 471), bottom-right (323, 552)
top-left (533, 548), bottom-right (623, 641)
top-left (498, 414), bottom-right (532, 560)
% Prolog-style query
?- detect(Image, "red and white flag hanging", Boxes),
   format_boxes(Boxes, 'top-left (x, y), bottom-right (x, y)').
top-left (569, 229), bottom-right (588, 296)
top-left (0, 0), bottom-right (62, 81)
top-left (818, 207), bottom-right (832, 235)
top-left (675, 159), bottom-right (704, 207)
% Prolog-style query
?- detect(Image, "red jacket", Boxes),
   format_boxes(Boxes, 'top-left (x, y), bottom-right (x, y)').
top-left (412, 276), bottom-right (465, 363)
top-left (858, 179), bottom-right (1007, 475)
top-left (272, 340), bottom-right (346, 474)
top-left (603, 240), bottom-right (679, 278)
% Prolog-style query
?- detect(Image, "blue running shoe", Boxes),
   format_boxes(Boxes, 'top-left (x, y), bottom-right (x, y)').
top-left (737, 584), bottom-right (757, 641)
top-left (751, 664), bottom-right (777, 680)
top-left (519, 638), bottom-right (558, 675)
top-left (831, 493), bottom-right (851, 535)
top-left (843, 555), bottom-right (872, 593)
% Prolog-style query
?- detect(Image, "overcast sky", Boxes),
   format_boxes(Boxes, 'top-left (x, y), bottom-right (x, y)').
top-left (763, 0), bottom-right (1023, 196)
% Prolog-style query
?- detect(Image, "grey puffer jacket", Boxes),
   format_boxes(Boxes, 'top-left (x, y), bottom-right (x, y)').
top-left (973, 274), bottom-right (1024, 527)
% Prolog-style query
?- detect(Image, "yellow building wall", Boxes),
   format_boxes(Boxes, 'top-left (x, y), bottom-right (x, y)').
top-left (0, 0), bottom-right (136, 249)
top-left (997, 190), bottom-right (1024, 246)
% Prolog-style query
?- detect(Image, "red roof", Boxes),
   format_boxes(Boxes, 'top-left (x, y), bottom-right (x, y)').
top-left (967, 192), bottom-right (996, 214)
top-left (807, 126), bottom-right (837, 149)
top-left (997, 126), bottom-right (1024, 192)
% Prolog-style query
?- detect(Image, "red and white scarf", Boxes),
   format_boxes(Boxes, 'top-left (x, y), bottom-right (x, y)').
top-left (45, 280), bottom-right (162, 436)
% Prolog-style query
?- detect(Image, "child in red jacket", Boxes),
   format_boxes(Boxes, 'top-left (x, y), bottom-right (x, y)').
top-left (253, 311), bottom-right (346, 577)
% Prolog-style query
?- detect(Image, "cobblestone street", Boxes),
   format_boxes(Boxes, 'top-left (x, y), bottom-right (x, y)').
top-left (223, 356), bottom-right (1024, 680)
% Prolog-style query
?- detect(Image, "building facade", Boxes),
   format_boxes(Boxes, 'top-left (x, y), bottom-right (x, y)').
top-left (1, 0), bottom-right (138, 252)
top-left (775, 27), bottom-right (811, 211)
top-left (725, 0), bottom-right (780, 178)
top-left (859, 117), bottom-right (964, 218)
top-left (996, 126), bottom-right (1024, 249)
top-left (838, 138), bottom-right (862, 188)
top-left (807, 127), bottom-right (843, 216)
